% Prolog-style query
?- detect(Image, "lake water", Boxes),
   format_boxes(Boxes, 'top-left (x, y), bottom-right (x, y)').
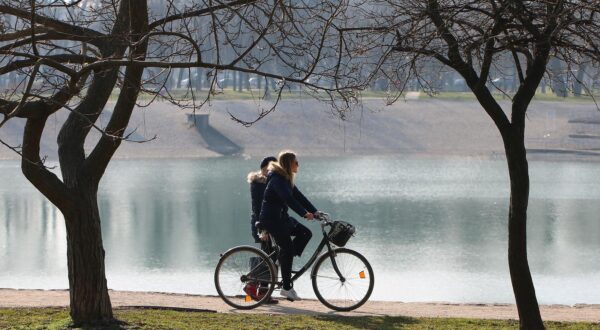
top-left (1, 156), bottom-right (599, 305)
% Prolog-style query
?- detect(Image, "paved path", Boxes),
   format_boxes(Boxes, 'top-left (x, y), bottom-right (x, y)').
top-left (1, 289), bottom-right (599, 322)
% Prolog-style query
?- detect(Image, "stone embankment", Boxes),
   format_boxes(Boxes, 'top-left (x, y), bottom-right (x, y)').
top-left (1, 98), bottom-right (599, 160)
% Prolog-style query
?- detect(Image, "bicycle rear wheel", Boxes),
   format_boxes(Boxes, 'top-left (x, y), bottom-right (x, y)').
top-left (214, 246), bottom-right (276, 309)
top-left (311, 248), bottom-right (374, 311)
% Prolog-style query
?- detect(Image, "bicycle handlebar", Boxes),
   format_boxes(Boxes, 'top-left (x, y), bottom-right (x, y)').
top-left (314, 212), bottom-right (332, 223)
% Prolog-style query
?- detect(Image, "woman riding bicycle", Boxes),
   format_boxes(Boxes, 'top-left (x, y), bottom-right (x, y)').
top-left (259, 150), bottom-right (318, 301)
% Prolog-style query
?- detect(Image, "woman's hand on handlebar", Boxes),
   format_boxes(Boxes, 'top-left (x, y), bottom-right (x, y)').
top-left (309, 211), bottom-right (326, 220)
top-left (314, 211), bottom-right (329, 221)
top-left (305, 211), bottom-right (327, 221)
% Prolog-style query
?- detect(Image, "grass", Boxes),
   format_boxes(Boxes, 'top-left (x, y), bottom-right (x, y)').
top-left (0, 308), bottom-right (598, 330)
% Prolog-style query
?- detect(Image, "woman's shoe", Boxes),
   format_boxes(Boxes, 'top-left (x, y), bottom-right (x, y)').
top-left (280, 288), bottom-right (301, 301)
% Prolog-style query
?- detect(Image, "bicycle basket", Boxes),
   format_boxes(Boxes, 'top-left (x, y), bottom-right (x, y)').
top-left (327, 221), bottom-right (355, 247)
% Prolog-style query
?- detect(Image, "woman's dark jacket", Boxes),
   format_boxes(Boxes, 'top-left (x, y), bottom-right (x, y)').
top-left (249, 172), bottom-right (267, 242)
top-left (259, 171), bottom-right (317, 231)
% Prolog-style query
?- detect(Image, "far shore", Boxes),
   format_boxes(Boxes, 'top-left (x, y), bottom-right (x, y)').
top-left (2, 99), bottom-right (599, 161)
top-left (1, 149), bottom-right (600, 163)
top-left (1, 288), bottom-right (599, 322)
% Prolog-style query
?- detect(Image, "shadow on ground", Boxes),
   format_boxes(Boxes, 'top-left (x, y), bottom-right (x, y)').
top-left (316, 315), bottom-right (419, 329)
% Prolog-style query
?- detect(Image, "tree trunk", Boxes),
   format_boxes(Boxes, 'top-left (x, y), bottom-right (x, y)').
top-left (573, 64), bottom-right (586, 97)
top-left (195, 68), bottom-right (203, 91)
top-left (232, 71), bottom-right (237, 91)
top-left (244, 72), bottom-right (250, 91)
top-left (511, 67), bottom-right (518, 93)
top-left (176, 68), bottom-right (185, 89)
top-left (64, 187), bottom-right (112, 325)
top-left (504, 128), bottom-right (544, 330)
top-left (264, 77), bottom-right (270, 98)
top-left (549, 58), bottom-right (567, 97)
top-left (540, 79), bottom-right (546, 94)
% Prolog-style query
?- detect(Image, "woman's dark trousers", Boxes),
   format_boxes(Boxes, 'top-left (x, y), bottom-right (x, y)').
top-left (269, 222), bottom-right (312, 290)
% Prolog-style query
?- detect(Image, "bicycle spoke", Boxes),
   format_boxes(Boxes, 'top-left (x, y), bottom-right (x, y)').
top-left (314, 274), bottom-right (342, 280)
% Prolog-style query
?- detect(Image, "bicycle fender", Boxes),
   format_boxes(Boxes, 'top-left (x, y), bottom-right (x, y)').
top-left (218, 245), bottom-right (264, 258)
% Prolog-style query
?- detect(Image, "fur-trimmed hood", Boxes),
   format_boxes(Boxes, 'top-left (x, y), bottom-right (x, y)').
top-left (247, 171), bottom-right (267, 184)
top-left (267, 162), bottom-right (294, 185)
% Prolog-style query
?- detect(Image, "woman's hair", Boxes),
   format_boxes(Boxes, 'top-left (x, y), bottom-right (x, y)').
top-left (268, 150), bottom-right (297, 185)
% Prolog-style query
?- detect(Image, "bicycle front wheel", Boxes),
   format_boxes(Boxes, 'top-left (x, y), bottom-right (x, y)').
top-left (311, 248), bottom-right (374, 311)
top-left (214, 246), bottom-right (276, 309)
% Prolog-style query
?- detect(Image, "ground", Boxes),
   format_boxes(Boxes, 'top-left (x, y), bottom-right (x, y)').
top-left (1, 289), bottom-right (599, 322)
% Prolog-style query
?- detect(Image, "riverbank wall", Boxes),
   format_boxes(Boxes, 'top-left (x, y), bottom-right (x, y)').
top-left (1, 98), bottom-right (599, 160)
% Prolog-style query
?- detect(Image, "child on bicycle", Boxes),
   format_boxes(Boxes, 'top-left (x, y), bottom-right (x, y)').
top-left (259, 150), bottom-right (319, 301)
top-left (247, 156), bottom-right (278, 303)
top-left (248, 156), bottom-right (277, 245)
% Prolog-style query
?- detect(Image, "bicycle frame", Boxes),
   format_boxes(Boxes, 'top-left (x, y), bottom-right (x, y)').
top-left (266, 220), bottom-right (346, 286)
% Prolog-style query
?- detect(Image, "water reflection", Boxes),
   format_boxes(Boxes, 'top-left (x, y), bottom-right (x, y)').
top-left (1, 157), bottom-right (599, 304)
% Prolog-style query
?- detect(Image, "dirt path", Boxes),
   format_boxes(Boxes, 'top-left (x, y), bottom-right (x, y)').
top-left (1, 289), bottom-right (599, 322)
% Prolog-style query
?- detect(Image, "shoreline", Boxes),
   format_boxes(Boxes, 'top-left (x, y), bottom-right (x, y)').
top-left (1, 148), bottom-right (600, 162)
top-left (1, 289), bottom-right (599, 322)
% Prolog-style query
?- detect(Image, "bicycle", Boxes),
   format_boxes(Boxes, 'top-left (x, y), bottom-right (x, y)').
top-left (214, 213), bottom-right (374, 311)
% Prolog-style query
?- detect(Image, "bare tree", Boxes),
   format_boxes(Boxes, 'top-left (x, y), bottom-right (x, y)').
top-left (0, 0), bottom-right (363, 325)
top-left (337, 1), bottom-right (600, 328)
